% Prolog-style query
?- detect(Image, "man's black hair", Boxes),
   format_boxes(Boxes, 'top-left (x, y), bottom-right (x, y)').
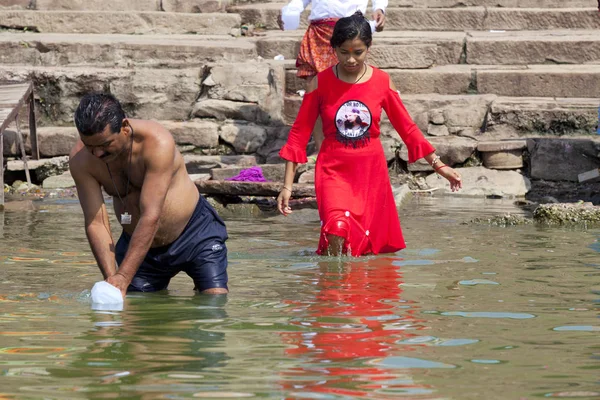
top-left (74, 93), bottom-right (125, 136)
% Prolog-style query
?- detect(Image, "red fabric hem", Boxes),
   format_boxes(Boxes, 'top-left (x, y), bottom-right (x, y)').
top-left (405, 125), bottom-right (436, 164)
top-left (317, 215), bottom-right (372, 257)
top-left (279, 143), bottom-right (308, 164)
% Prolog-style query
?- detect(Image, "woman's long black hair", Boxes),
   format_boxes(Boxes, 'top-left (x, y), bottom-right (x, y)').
top-left (330, 11), bottom-right (373, 49)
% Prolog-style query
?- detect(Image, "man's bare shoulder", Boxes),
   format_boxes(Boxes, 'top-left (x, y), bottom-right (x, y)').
top-left (137, 120), bottom-right (177, 164)
top-left (136, 120), bottom-right (175, 146)
top-left (68, 140), bottom-right (90, 174)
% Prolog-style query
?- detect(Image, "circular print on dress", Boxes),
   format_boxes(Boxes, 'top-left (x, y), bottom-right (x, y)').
top-left (334, 100), bottom-right (372, 146)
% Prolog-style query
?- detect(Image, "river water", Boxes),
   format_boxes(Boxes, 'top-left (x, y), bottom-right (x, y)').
top-left (0, 196), bottom-right (598, 399)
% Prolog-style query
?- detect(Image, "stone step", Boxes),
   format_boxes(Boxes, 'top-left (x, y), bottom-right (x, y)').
top-left (234, 4), bottom-right (600, 31)
top-left (0, 10), bottom-right (241, 35)
top-left (388, 0), bottom-right (594, 7)
top-left (260, 30), bottom-right (600, 69)
top-left (285, 64), bottom-right (600, 98)
top-left (283, 94), bottom-right (600, 136)
top-left (0, 33), bottom-right (256, 68)
top-left (28, 0), bottom-right (233, 12)
top-left (229, 0), bottom-right (594, 8)
top-left (9, 0), bottom-right (590, 11)
top-left (258, 31), bottom-right (465, 68)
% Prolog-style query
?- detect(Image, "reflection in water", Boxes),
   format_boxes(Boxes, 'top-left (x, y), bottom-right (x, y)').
top-left (279, 258), bottom-right (439, 398)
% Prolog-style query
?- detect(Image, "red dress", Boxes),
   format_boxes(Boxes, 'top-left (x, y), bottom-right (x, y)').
top-left (279, 66), bottom-right (435, 256)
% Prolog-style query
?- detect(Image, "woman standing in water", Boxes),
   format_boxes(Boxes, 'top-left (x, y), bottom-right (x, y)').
top-left (277, 12), bottom-right (463, 257)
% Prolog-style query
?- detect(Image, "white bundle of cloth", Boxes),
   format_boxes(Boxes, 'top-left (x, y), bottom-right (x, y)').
top-left (90, 281), bottom-right (124, 311)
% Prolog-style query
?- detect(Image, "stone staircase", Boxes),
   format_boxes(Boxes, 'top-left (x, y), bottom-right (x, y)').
top-left (1, 0), bottom-right (599, 187)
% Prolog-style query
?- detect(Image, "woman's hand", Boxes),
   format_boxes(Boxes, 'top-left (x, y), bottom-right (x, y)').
top-left (436, 165), bottom-right (462, 192)
top-left (373, 9), bottom-right (386, 31)
top-left (277, 187), bottom-right (293, 216)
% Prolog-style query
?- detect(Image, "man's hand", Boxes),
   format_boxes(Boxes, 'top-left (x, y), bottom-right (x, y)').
top-left (373, 9), bottom-right (385, 32)
top-left (106, 272), bottom-right (130, 299)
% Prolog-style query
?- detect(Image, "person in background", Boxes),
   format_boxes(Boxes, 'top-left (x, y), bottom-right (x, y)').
top-left (277, 12), bottom-right (462, 257)
top-left (278, 0), bottom-right (388, 154)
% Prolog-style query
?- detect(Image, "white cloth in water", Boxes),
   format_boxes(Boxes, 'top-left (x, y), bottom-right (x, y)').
top-left (91, 281), bottom-right (123, 311)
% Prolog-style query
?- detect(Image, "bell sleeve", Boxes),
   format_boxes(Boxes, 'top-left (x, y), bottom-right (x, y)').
top-left (279, 90), bottom-right (320, 163)
top-left (382, 87), bottom-right (435, 163)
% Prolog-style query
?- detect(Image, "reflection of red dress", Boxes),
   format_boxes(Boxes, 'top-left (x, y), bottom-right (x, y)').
top-left (278, 259), bottom-right (431, 398)
top-left (280, 67), bottom-right (435, 256)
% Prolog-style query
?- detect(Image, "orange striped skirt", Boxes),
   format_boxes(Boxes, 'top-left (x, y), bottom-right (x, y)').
top-left (296, 19), bottom-right (339, 79)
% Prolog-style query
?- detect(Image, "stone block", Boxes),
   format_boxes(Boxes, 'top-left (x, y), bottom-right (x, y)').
top-left (162, 0), bottom-right (229, 12)
top-left (161, 120), bottom-right (219, 148)
top-left (202, 62), bottom-right (285, 123)
top-left (429, 109), bottom-right (445, 125)
top-left (425, 166), bottom-right (531, 197)
top-left (388, 0), bottom-right (591, 7)
top-left (193, 99), bottom-right (273, 125)
top-left (427, 124), bottom-right (449, 136)
top-left (477, 65), bottom-right (600, 98)
top-left (0, 32), bottom-right (253, 66)
top-left (42, 171), bottom-right (75, 189)
top-left (399, 136), bottom-right (477, 171)
top-left (467, 31), bottom-right (600, 66)
top-left (2, 129), bottom-right (30, 156)
top-left (298, 169), bottom-right (314, 184)
top-left (184, 154), bottom-right (257, 173)
top-left (528, 138), bottom-right (600, 181)
top-left (488, 97), bottom-right (598, 135)
top-left (219, 122), bottom-right (267, 153)
top-left (38, 127), bottom-right (78, 157)
top-left (35, 0), bottom-right (160, 10)
top-left (483, 8), bottom-right (600, 31)
top-left (384, 66), bottom-right (473, 95)
top-left (0, 0), bottom-right (30, 9)
top-left (0, 66), bottom-right (200, 125)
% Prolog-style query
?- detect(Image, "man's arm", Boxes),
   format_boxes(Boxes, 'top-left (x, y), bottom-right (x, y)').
top-left (107, 131), bottom-right (175, 296)
top-left (70, 150), bottom-right (116, 279)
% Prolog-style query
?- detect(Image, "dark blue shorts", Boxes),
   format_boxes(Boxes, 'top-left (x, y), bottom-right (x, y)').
top-left (115, 195), bottom-right (228, 292)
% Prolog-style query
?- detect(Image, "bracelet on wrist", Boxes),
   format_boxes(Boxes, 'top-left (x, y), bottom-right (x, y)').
top-left (429, 155), bottom-right (441, 167)
top-left (435, 164), bottom-right (448, 172)
top-left (282, 186), bottom-right (293, 193)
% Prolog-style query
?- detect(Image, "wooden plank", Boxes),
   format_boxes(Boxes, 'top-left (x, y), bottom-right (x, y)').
top-left (195, 180), bottom-right (315, 197)
top-left (15, 115), bottom-right (31, 185)
top-left (1, 122), bottom-right (4, 208)
top-left (0, 82), bottom-right (32, 134)
top-left (28, 91), bottom-right (39, 160)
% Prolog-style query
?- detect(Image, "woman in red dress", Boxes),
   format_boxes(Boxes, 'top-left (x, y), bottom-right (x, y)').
top-left (277, 12), bottom-right (462, 257)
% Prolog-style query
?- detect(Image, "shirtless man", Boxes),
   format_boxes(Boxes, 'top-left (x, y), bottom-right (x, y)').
top-left (69, 93), bottom-right (228, 298)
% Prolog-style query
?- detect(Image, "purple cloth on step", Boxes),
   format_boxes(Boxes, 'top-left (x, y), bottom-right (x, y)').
top-left (225, 166), bottom-right (270, 182)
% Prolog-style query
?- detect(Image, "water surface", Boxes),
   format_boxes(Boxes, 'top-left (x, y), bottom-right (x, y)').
top-left (1, 196), bottom-right (599, 399)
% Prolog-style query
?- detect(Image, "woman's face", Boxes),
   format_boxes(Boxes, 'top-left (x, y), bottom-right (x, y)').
top-left (334, 36), bottom-right (369, 74)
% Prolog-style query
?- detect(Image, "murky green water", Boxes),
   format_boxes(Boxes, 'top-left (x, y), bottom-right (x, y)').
top-left (0, 197), bottom-right (599, 399)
